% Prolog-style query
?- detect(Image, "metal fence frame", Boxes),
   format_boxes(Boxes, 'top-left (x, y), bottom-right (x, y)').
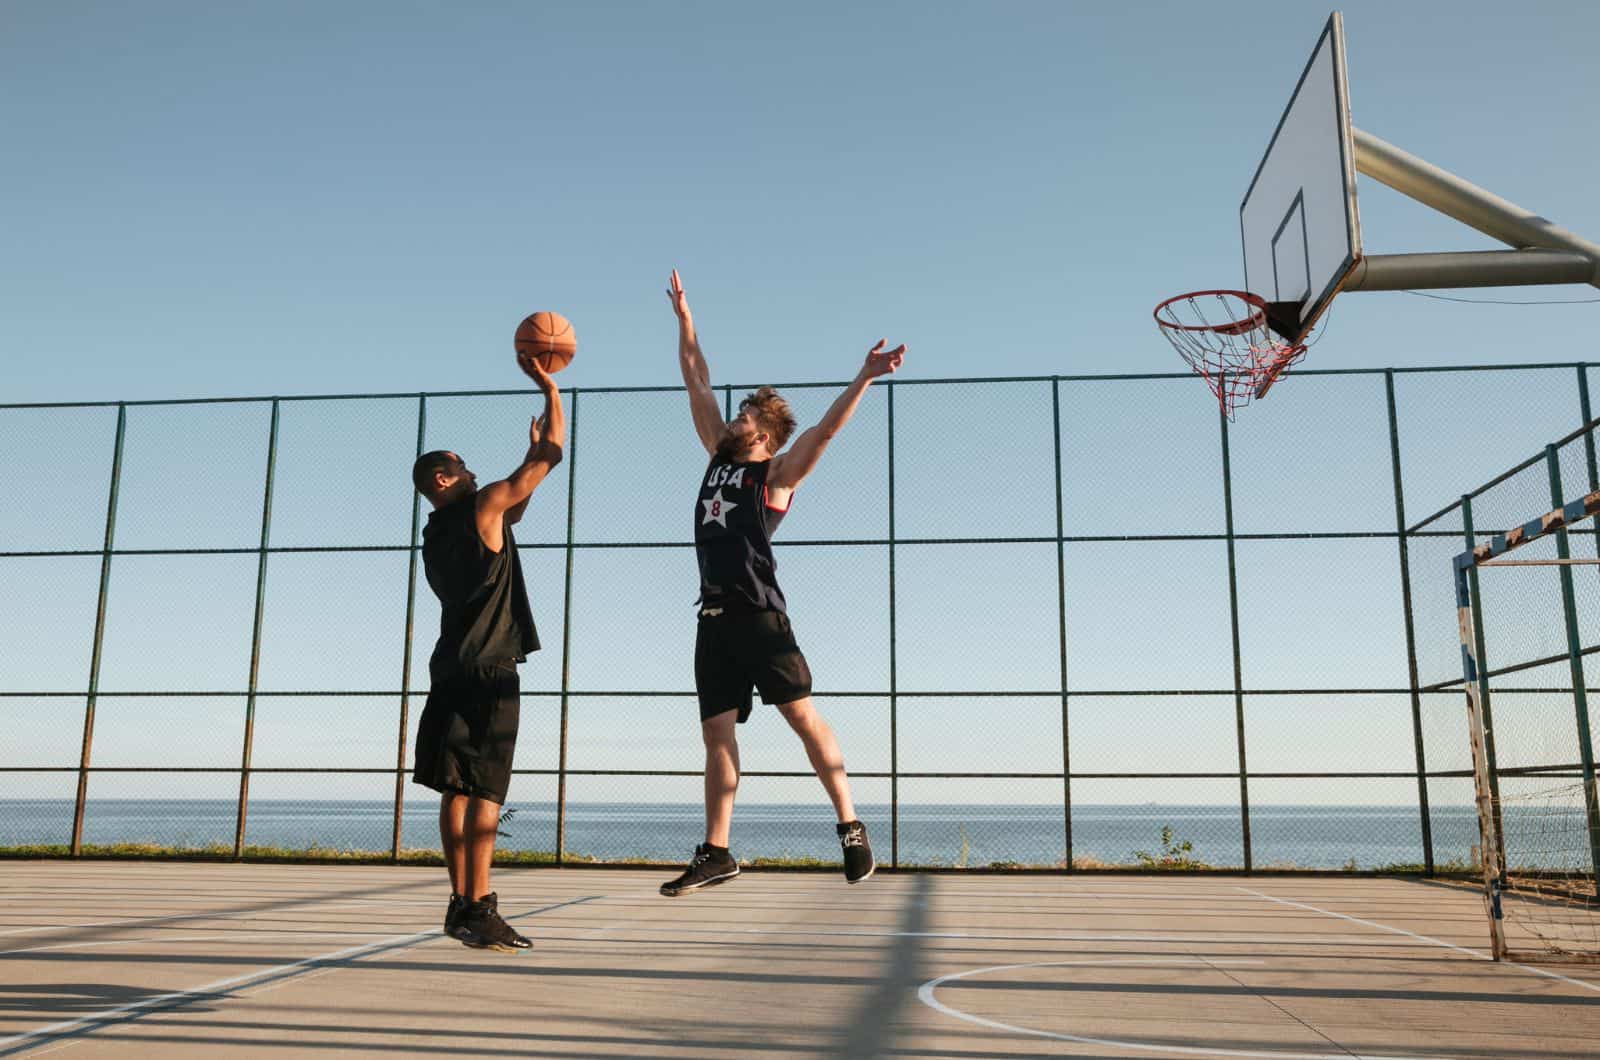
top-left (7, 361), bottom-right (1600, 871)
top-left (1451, 441), bottom-right (1600, 867)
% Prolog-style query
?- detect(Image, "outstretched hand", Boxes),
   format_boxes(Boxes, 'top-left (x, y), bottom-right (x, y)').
top-left (861, 339), bottom-right (907, 379)
top-left (516, 350), bottom-right (559, 392)
top-left (667, 269), bottom-right (690, 321)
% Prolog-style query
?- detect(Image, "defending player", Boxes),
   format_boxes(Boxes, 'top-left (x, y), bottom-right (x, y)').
top-left (660, 268), bottom-right (905, 896)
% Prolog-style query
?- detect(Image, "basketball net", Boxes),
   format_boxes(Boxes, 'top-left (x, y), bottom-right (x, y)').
top-left (1154, 290), bottom-right (1306, 418)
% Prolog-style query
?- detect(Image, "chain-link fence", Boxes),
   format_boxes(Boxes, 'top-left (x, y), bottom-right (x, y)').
top-left (5, 363), bottom-right (1600, 871)
top-left (1432, 423), bottom-right (1600, 887)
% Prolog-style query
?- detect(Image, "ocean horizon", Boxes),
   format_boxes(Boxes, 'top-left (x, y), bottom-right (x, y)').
top-left (0, 799), bottom-right (1485, 870)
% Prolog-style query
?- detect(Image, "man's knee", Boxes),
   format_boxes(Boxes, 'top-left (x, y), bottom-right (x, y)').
top-left (702, 712), bottom-right (739, 749)
top-left (777, 698), bottom-right (817, 731)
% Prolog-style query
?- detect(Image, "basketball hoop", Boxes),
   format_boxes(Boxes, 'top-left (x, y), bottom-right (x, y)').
top-left (1154, 290), bottom-right (1307, 417)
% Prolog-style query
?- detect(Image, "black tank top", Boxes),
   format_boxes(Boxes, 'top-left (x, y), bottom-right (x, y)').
top-left (693, 455), bottom-right (788, 613)
top-left (422, 495), bottom-right (538, 677)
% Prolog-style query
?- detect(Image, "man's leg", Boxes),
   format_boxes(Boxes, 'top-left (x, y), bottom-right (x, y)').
top-left (662, 616), bottom-right (747, 897)
top-left (703, 710), bottom-right (740, 847)
top-left (777, 696), bottom-right (855, 822)
top-left (779, 695), bottom-right (875, 883)
top-left (457, 793), bottom-right (531, 952)
top-left (462, 796), bottom-right (501, 902)
top-left (660, 709), bottom-right (743, 897)
top-left (439, 793), bottom-right (469, 896)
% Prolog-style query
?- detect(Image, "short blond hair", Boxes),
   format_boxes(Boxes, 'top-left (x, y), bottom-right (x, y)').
top-left (740, 387), bottom-right (797, 450)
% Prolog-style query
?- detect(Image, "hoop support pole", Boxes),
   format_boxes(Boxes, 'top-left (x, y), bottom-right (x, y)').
top-left (1353, 128), bottom-right (1600, 286)
top-left (1345, 249), bottom-right (1596, 291)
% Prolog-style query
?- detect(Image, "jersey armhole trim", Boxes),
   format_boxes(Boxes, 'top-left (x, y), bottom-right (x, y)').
top-left (762, 484), bottom-right (792, 513)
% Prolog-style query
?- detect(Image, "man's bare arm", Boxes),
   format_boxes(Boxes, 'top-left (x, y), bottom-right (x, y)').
top-left (670, 269), bottom-right (726, 455)
top-left (504, 408), bottom-right (553, 526)
top-left (769, 339), bottom-right (905, 491)
top-left (478, 355), bottom-right (566, 547)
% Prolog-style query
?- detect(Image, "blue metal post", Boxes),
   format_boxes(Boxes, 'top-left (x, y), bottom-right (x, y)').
top-left (234, 399), bottom-right (280, 858)
top-left (70, 403), bottom-right (127, 855)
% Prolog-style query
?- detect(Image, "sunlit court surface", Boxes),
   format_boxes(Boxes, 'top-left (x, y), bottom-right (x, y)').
top-left (1, 863), bottom-right (1596, 1059)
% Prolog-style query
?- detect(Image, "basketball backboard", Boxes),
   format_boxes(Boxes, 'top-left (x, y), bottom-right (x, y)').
top-left (1240, 12), bottom-right (1361, 345)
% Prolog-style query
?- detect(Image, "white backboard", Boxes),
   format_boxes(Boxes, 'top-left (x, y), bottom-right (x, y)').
top-left (1240, 12), bottom-right (1361, 344)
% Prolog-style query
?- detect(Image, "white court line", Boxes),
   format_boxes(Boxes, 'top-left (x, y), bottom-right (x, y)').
top-left (555, 923), bottom-right (1429, 948)
top-left (0, 912), bottom-right (219, 940)
top-left (629, 887), bottom-right (1414, 902)
top-left (0, 929), bottom-right (437, 1056)
top-left (1238, 887), bottom-right (1600, 995)
top-left (1, 931), bottom-right (382, 956)
top-left (0, 893), bottom-right (613, 931)
top-left (917, 957), bottom-right (1450, 1060)
top-left (0, 905), bottom-right (432, 939)
top-left (0, 893), bottom-right (603, 1057)
top-left (0, 895), bottom-right (598, 910)
top-left (0, 898), bottom-right (444, 910)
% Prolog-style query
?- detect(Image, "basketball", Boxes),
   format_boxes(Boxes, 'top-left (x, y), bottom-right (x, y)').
top-left (514, 311), bottom-right (576, 373)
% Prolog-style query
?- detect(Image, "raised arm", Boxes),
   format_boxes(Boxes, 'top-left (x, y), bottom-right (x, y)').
top-left (477, 354), bottom-right (566, 548)
top-left (769, 339), bottom-right (906, 491)
top-left (669, 269), bottom-right (726, 455)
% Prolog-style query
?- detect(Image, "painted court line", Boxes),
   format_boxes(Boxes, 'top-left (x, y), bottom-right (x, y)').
top-left (0, 895), bottom-right (603, 1057)
top-left (576, 923), bottom-right (1440, 948)
top-left (1, 931), bottom-right (383, 956)
top-left (0, 932), bottom-right (431, 1057)
top-left (917, 957), bottom-right (1449, 1060)
top-left (0, 912), bottom-right (220, 940)
top-left (1238, 887), bottom-right (1600, 996)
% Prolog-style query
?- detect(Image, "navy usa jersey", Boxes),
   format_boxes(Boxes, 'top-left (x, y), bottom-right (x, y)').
top-left (693, 456), bottom-right (790, 612)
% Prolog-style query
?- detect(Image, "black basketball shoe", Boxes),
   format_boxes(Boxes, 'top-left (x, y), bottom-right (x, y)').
top-left (459, 892), bottom-right (531, 953)
top-left (659, 843), bottom-right (740, 896)
top-left (444, 893), bottom-right (478, 944)
top-left (838, 820), bottom-right (875, 884)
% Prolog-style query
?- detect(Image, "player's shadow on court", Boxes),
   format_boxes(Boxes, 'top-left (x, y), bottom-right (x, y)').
top-left (834, 873), bottom-right (934, 1060)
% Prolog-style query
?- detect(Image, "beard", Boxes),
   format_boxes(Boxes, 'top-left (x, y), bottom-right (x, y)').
top-left (716, 430), bottom-right (753, 462)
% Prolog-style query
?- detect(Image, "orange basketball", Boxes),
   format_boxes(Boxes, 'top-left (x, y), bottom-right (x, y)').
top-left (514, 311), bottom-right (576, 373)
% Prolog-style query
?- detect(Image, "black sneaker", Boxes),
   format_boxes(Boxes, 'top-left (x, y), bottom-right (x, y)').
top-left (459, 892), bottom-right (531, 953)
top-left (659, 843), bottom-right (740, 896)
top-left (838, 820), bottom-right (875, 884)
top-left (444, 893), bottom-right (478, 944)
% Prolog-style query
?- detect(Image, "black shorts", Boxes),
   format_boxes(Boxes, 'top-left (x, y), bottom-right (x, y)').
top-left (695, 608), bottom-right (813, 723)
top-left (413, 661), bottom-right (520, 804)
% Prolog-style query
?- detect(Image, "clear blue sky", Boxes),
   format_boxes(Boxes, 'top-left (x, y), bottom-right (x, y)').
top-left (4, 3), bottom-right (1600, 850)
top-left (3, 0), bottom-right (1598, 405)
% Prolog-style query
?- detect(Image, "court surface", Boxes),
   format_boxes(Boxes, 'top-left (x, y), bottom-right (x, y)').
top-left (2, 862), bottom-right (1597, 1058)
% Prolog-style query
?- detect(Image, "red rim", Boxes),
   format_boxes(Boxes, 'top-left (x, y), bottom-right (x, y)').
top-left (1152, 290), bottom-right (1268, 335)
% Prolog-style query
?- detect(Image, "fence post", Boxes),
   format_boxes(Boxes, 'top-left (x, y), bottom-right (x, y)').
top-left (1580, 367), bottom-right (1597, 493)
top-left (234, 399), bottom-right (280, 859)
top-left (887, 381), bottom-right (899, 869)
top-left (1578, 367), bottom-right (1599, 572)
top-left (1051, 379), bottom-right (1072, 870)
top-left (1544, 446), bottom-right (1600, 888)
top-left (555, 389), bottom-right (579, 864)
top-left (1454, 555), bottom-right (1508, 956)
top-left (71, 403), bottom-right (127, 855)
top-left (1460, 495), bottom-right (1507, 877)
top-left (1218, 410), bottom-right (1252, 870)
top-left (1385, 371), bottom-right (1434, 873)
top-left (393, 395), bottom-right (427, 860)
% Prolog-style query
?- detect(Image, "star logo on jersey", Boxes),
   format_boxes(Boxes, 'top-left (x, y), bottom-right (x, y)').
top-left (701, 488), bottom-right (738, 528)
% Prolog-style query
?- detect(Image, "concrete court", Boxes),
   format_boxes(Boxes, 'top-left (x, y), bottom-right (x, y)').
top-left (0, 862), bottom-right (1597, 1059)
